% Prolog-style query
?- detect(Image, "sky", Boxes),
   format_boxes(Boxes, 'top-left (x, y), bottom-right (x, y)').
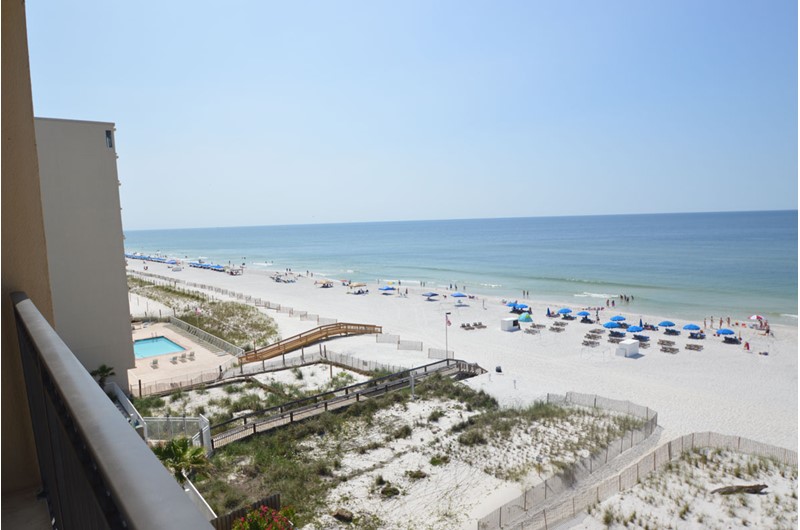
top-left (26, 1), bottom-right (798, 230)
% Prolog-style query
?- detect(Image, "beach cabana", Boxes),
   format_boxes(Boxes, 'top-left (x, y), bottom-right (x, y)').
top-left (501, 317), bottom-right (520, 331)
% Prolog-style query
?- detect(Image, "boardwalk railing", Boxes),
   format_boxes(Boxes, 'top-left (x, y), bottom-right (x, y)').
top-left (211, 359), bottom-right (485, 449)
top-left (239, 322), bottom-right (382, 364)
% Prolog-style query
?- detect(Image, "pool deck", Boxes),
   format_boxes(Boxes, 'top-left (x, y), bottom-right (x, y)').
top-left (128, 323), bottom-right (237, 393)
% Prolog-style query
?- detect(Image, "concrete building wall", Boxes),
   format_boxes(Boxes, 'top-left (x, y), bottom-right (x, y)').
top-left (35, 118), bottom-right (134, 388)
top-left (1, 0), bottom-right (53, 494)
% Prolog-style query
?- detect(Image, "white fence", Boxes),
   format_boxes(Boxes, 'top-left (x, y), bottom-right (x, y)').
top-left (428, 348), bottom-right (454, 359)
top-left (377, 334), bottom-right (400, 344)
top-left (168, 316), bottom-right (244, 357)
top-left (478, 392), bottom-right (658, 530)
top-left (223, 350), bottom-right (405, 379)
top-left (498, 432), bottom-right (798, 530)
top-left (398, 340), bottom-right (423, 351)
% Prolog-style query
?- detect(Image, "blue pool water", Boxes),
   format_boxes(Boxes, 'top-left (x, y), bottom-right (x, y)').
top-left (134, 337), bottom-right (185, 358)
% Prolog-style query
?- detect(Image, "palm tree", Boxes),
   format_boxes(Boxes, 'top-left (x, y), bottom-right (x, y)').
top-left (152, 437), bottom-right (211, 484)
top-left (90, 364), bottom-right (115, 389)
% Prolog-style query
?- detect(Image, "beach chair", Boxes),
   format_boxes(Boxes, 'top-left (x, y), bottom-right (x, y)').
top-left (150, 359), bottom-right (159, 368)
top-left (180, 352), bottom-right (187, 362)
top-left (171, 356), bottom-right (178, 364)
top-left (188, 351), bottom-right (195, 361)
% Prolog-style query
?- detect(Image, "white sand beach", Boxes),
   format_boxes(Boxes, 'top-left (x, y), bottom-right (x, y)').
top-left (128, 262), bottom-right (797, 527)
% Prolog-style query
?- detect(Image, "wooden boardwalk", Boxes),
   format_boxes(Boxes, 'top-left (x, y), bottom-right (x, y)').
top-left (240, 322), bottom-right (382, 364)
top-left (210, 359), bottom-right (484, 449)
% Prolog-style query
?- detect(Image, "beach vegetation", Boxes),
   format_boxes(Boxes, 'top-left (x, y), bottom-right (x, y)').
top-left (131, 395), bottom-right (165, 416)
top-left (128, 276), bottom-right (278, 348)
top-left (152, 436), bottom-right (211, 484)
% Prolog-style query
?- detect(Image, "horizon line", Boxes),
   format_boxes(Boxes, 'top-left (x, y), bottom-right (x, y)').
top-left (123, 208), bottom-right (798, 233)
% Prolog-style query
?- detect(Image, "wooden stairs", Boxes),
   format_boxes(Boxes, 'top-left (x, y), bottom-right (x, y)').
top-left (240, 322), bottom-right (382, 364)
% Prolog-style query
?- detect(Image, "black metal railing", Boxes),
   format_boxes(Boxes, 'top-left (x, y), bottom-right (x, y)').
top-left (12, 292), bottom-right (213, 529)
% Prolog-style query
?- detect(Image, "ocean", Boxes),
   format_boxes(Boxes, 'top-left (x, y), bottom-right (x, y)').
top-left (124, 210), bottom-right (798, 325)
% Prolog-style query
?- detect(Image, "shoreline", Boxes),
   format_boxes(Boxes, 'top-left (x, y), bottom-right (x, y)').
top-left (127, 261), bottom-right (798, 454)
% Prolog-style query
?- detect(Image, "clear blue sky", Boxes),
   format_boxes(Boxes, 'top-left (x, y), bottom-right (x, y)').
top-left (27, 1), bottom-right (798, 230)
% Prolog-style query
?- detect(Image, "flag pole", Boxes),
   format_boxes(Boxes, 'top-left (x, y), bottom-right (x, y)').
top-left (445, 312), bottom-right (451, 357)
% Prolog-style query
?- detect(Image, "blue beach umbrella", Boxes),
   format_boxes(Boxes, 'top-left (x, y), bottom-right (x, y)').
top-left (658, 321), bottom-right (675, 328)
top-left (518, 313), bottom-right (533, 322)
top-left (718, 328), bottom-right (735, 335)
top-left (452, 292), bottom-right (467, 298)
top-left (379, 286), bottom-right (396, 291)
top-left (422, 292), bottom-right (438, 298)
top-left (506, 302), bottom-right (518, 307)
top-left (557, 308), bottom-right (572, 314)
top-left (576, 311), bottom-right (590, 317)
top-left (627, 325), bottom-right (644, 333)
top-left (610, 315), bottom-right (626, 322)
top-left (603, 321), bottom-right (620, 329)
top-left (683, 324), bottom-right (701, 331)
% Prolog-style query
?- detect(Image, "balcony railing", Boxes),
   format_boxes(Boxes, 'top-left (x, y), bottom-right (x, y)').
top-left (11, 292), bottom-right (213, 529)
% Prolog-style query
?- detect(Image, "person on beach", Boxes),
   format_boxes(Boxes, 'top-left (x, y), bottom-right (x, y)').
top-left (703, 318), bottom-right (707, 328)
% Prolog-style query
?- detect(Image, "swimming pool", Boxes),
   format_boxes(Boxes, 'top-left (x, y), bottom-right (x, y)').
top-left (134, 336), bottom-right (185, 358)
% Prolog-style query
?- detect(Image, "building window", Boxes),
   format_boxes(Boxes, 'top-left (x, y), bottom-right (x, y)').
top-left (105, 130), bottom-right (114, 148)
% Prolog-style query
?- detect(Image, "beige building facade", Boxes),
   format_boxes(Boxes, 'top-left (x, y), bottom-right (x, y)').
top-left (35, 117), bottom-right (134, 388)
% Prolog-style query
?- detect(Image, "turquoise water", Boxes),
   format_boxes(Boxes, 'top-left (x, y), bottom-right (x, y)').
top-left (134, 337), bottom-right (185, 358)
top-left (124, 211), bottom-right (798, 325)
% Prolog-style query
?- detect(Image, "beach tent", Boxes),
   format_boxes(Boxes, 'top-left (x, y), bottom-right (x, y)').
top-left (518, 313), bottom-right (532, 322)
top-left (501, 317), bottom-right (520, 331)
top-left (379, 286), bottom-right (396, 291)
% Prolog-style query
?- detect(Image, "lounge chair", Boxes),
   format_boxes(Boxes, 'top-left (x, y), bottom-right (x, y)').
top-left (180, 352), bottom-right (187, 362)
top-left (150, 359), bottom-right (159, 368)
top-left (171, 356), bottom-right (178, 364)
top-left (188, 351), bottom-right (195, 361)
top-left (664, 328), bottom-right (680, 336)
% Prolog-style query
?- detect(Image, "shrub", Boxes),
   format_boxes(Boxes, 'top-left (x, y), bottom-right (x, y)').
top-left (430, 455), bottom-right (450, 466)
top-left (428, 409), bottom-right (445, 422)
top-left (232, 505), bottom-right (294, 530)
top-left (458, 430), bottom-right (487, 446)
top-left (405, 469), bottom-right (427, 480)
top-left (392, 425), bottom-right (412, 439)
top-left (380, 485), bottom-right (400, 498)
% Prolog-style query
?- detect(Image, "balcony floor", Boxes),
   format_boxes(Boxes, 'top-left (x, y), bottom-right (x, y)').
top-left (2, 487), bottom-right (52, 529)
